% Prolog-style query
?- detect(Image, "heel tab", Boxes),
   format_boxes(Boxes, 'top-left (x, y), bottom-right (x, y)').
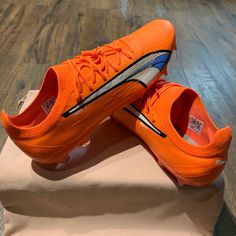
top-left (213, 126), bottom-right (232, 149)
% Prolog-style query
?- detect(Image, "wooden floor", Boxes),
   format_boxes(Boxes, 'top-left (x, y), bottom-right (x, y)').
top-left (0, 0), bottom-right (235, 234)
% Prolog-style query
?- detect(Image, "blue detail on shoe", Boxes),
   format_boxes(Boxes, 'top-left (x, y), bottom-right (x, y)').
top-left (126, 52), bottom-right (170, 80)
top-left (151, 53), bottom-right (171, 70)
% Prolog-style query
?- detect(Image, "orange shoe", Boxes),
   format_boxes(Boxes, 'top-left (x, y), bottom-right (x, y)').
top-left (1, 19), bottom-right (176, 164)
top-left (112, 79), bottom-right (232, 186)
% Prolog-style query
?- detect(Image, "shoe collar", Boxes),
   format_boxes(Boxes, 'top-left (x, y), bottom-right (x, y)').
top-left (158, 84), bottom-right (232, 157)
top-left (1, 66), bottom-right (73, 139)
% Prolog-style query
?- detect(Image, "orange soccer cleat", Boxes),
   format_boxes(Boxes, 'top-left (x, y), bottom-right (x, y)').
top-left (1, 19), bottom-right (176, 164)
top-left (112, 79), bottom-right (232, 186)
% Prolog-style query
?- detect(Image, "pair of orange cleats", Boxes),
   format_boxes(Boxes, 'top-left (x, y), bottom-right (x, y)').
top-left (1, 20), bottom-right (232, 186)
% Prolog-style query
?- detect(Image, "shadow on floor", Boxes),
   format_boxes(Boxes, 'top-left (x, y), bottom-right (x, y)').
top-left (214, 202), bottom-right (236, 236)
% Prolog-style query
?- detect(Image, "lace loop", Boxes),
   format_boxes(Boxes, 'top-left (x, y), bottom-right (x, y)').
top-left (65, 40), bottom-right (134, 98)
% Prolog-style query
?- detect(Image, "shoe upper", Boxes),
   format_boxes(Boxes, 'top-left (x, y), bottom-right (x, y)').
top-left (1, 19), bottom-right (175, 164)
top-left (112, 79), bottom-right (232, 186)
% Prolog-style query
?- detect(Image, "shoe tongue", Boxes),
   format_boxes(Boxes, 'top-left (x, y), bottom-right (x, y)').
top-left (69, 42), bottom-right (123, 83)
top-left (114, 39), bottom-right (129, 51)
top-left (158, 82), bottom-right (184, 102)
top-left (95, 39), bottom-right (129, 65)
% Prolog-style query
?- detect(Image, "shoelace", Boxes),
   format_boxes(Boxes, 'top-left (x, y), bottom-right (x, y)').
top-left (140, 80), bottom-right (182, 123)
top-left (64, 40), bottom-right (134, 100)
